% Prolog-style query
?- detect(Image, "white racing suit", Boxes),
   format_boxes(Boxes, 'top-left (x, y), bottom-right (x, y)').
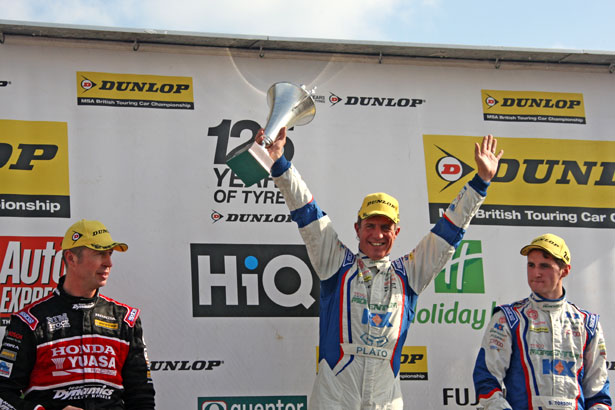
top-left (271, 156), bottom-right (488, 410)
top-left (473, 292), bottom-right (611, 410)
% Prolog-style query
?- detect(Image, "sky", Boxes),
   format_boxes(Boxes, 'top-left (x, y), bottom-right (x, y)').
top-left (1, 0), bottom-right (614, 52)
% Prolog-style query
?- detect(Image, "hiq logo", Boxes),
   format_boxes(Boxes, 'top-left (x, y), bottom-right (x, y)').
top-left (434, 240), bottom-right (484, 293)
top-left (190, 244), bottom-right (318, 317)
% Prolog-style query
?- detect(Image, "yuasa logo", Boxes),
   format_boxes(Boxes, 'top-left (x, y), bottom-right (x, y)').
top-left (434, 240), bottom-right (484, 294)
top-left (191, 244), bottom-right (318, 317)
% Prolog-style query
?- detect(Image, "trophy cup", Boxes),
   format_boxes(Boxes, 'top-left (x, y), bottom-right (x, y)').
top-left (225, 82), bottom-right (316, 186)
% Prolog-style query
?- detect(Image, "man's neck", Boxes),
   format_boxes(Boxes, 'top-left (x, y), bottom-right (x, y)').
top-left (62, 277), bottom-right (96, 298)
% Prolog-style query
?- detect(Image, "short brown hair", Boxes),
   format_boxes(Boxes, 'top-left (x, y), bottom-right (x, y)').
top-left (62, 246), bottom-right (86, 265)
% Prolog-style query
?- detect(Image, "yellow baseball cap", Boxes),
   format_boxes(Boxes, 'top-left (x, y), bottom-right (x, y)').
top-left (358, 192), bottom-right (400, 224)
top-left (520, 233), bottom-right (570, 264)
top-left (62, 219), bottom-right (128, 252)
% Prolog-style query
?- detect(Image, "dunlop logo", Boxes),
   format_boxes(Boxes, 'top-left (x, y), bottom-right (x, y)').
top-left (423, 135), bottom-right (615, 229)
top-left (481, 90), bottom-right (586, 124)
top-left (76, 71), bottom-right (194, 109)
top-left (0, 120), bottom-right (70, 218)
top-left (399, 346), bottom-right (428, 381)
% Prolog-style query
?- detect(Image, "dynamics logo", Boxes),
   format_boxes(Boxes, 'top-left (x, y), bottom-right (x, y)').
top-left (434, 240), bottom-right (484, 293)
top-left (481, 90), bottom-right (586, 124)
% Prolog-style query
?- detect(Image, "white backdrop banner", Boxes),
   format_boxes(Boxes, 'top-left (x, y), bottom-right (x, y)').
top-left (1, 34), bottom-right (614, 409)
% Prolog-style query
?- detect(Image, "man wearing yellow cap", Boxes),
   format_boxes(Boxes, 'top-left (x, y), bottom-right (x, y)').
top-left (257, 128), bottom-right (502, 410)
top-left (473, 234), bottom-right (611, 410)
top-left (0, 220), bottom-right (156, 410)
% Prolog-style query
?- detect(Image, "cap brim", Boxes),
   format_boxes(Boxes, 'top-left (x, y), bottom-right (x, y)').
top-left (520, 244), bottom-right (544, 256)
top-left (361, 211), bottom-right (399, 224)
top-left (86, 242), bottom-right (128, 252)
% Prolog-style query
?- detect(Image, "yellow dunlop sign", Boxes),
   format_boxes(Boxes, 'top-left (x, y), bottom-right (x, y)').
top-left (76, 71), bottom-right (194, 109)
top-left (0, 119), bottom-right (70, 218)
top-left (399, 346), bottom-right (428, 380)
top-left (316, 346), bottom-right (429, 380)
top-left (481, 90), bottom-right (586, 124)
top-left (423, 134), bottom-right (615, 229)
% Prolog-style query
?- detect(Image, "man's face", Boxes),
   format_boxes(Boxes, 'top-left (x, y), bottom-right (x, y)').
top-left (526, 249), bottom-right (569, 300)
top-left (67, 247), bottom-right (114, 296)
top-left (354, 215), bottom-right (400, 260)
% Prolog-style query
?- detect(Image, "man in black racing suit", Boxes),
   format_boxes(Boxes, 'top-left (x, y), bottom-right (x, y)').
top-left (0, 219), bottom-right (155, 410)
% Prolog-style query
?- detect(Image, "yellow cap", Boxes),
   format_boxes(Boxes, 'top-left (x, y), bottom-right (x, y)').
top-left (520, 233), bottom-right (570, 264)
top-left (358, 192), bottom-right (399, 224)
top-left (62, 219), bottom-right (128, 252)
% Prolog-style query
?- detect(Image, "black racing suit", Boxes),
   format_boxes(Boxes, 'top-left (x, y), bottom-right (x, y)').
top-left (0, 276), bottom-right (155, 410)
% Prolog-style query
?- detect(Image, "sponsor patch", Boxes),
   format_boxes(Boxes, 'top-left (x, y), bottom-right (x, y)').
top-left (0, 360), bottom-right (13, 377)
top-left (47, 313), bottom-right (70, 332)
top-left (0, 349), bottom-right (16, 361)
top-left (95, 319), bottom-right (119, 330)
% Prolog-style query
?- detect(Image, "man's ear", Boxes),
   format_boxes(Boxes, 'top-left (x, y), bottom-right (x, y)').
top-left (560, 264), bottom-right (571, 279)
top-left (64, 249), bottom-right (77, 266)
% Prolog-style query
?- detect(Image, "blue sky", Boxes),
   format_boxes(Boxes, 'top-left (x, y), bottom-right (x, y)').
top-left (1, 0), bottom-right (614, 52)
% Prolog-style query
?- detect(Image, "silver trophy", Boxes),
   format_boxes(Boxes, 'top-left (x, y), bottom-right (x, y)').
top-left (225, 82), bottom-right (316, 186)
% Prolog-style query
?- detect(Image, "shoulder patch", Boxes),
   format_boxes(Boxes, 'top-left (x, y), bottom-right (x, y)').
top-left (570, 303), bottom-right (598, 337)
top-left (100, 294), bottom-right (141, 328)
top-left (343, 249), bottom-right (355, 267)
top-left (16, 310), bottom-right (38, 331)
top-left (13, 291), bottom-right (56, 331)
top-left (497, 304), bottom-right (519, 330)
top-left (391, 258), bottom-right (407, 276)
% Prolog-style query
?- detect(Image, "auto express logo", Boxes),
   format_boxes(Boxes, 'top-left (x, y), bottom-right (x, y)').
top-left (191, 243), bottom-right (318, 317)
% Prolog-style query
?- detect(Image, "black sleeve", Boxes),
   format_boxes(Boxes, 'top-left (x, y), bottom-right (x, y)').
top-left (0, 315), bottom-right (40, 410)
top-left (121, 316), bottom-right (156, 410)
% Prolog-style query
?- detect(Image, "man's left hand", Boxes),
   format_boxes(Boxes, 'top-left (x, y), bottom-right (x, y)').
top-left (474, 134), bottom-right (503, 183)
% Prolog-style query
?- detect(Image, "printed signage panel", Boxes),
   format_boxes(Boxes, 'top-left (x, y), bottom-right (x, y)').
top-left (0, 119), bottom-right (70, 218)
top-left (423, 134), bottom-right (615, 228)
top-left (76, 71), bottom-right (194, 109)
top-left (481, 90), bottom-right (586, 124)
